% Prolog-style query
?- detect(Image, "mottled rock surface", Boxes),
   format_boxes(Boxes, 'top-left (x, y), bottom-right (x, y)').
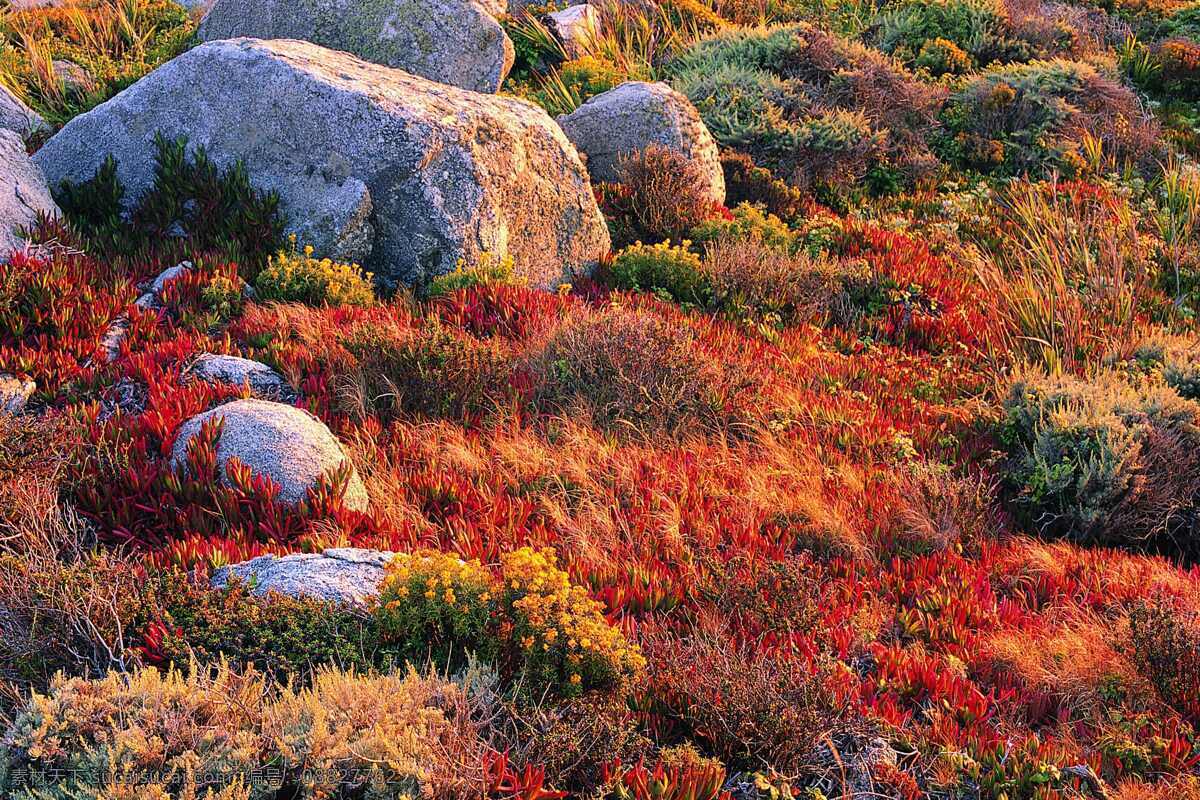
top-left (0, 130), bottom-right (59, 260)
top-left (558, 81), bottom-right (725, 204)
top-left (0, 85), bottom-right (47, 139)
top-left (171, 398), bottom-right (369, 511)
top-left (198, 0), bottom-right (514, 93)
top-left (35, 39), bottom-right (610, 289)
top-left (185, 353), bottom-right (291, 400)
top-left (547, 5), bottom-right (599, 58)
top-left (211, 547), bottom-right (393, 604)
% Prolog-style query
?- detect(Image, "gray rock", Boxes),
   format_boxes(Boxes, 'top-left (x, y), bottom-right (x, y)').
top-left (0, 375), bottom-right (35, 415)
top-left (135, 261), bottom-right (194, 309)
top-left (557, 81), bottom-right (725, 205)
top-left (0, 130), bottom-right (59, 260)
top-left (547, 5), bottom-right (599, 58)
top-left (211, 547), bottom-right (393, 604)
top-left (171, 398), bottom-right (369, 511)
top-left (52, 61), bottom-right (98, 99)
top-left (185, 353), bottom-right (291, 400)
top-left (198, 0), bottom-right (514, 93)
top-left (0, 85), bottom-right (47, 140)
top-left (34, 39), bottom-right (610, 289)
top-left (98, 317), bottom-right (128, 364)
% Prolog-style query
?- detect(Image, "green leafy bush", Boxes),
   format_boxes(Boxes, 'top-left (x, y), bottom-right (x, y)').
top-left (669, 24), bottom-right (942, 192)
top-left (719, 151), bottom-right (807, 221)
top-left (999, 369), bottom-right (1200, 549)
top-left (152, 576), bottom-right (388, 683)
top-left (373, 550), bottom-right (496, 671)
top-left (915, 36), bottom-right (976, 74)
top-left (874, 0), bottom-right (1004, 66)
top-left (943, 59), bottom-right (1162, 176)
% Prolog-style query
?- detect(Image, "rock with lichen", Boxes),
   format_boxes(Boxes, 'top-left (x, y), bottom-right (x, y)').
top-left (197, 0), bottom-right (514, 93)
top-left (34, 39), bottom-right (609, 289)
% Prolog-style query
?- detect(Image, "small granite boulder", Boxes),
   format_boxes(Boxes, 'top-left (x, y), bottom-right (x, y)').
top-left (211, 547), bottom-right (393, 604)
top-left (170, 398), bottom-right (368, 511)
top-left (135, 261), bottom-right (193, 309)
top-left (0, 85), bottom-right (47, 140)
top-left (557, 81), bottom-right (725, 205)
top-left (198, 0), bottom-right (515, 93)
top-left (547, 5), bottom-right (600, 58)
top-left (185, 353), bottom-right (291, 400)
top-left (0, 130), bottom-right (59, 260)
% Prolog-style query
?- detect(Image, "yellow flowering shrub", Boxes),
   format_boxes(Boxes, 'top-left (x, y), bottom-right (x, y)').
top-left (500, 547), bottom-right (646, 697)
top-left (373, 550), bottom-right (495, 668)
top-left (371, 547), bottom-right (644, 698)
top-left (254, 236), bottom-right (375, 307)
top-left (426, 252), bottom-right (523, 299)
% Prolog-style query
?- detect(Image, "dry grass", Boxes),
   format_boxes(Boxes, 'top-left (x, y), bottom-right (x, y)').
top-left (975, 180), bottom-right (1158, 374)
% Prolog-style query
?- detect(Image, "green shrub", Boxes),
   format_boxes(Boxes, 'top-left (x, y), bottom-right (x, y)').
top-left (609, 241), bottom-right (712, 306)
top-left (690, 203), bottom-right (799, 253)
top-left (874, 0), bottom-right (1004, 65)
top-left (54, 134), bottom-right (286, 269)
top-left (254, 236), bottom-right (375, 307)
top-left (372, 547), bottom-right (645, 698)
top-left (943, 59), bottom-right (1162, 176)
top-left (915, 36), bottom-right (976, 74)
top-left (152, 575), bottom-right (388, 683)
top-left (719, 151), bottom-right (807, 221)
top-left (668, 24), bottom-right (941, 192)
top-left (999, 369), bottom-right (1200, 549)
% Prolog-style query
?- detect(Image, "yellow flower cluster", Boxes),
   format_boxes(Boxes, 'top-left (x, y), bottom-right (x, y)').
top-left (378, 550), bottom-right (493, 612)
top-left (255, 235), bottom-right (375, 307)
top-left (501, 547), bottom-right (646, 684)
top-left (426, 251), bottom-right (523, 298)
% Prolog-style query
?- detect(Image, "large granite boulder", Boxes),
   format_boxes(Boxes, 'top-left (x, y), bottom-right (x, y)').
top-left (211, 547), bottom-right (393, 604)
top-left (557, 81), bottom-right (725, 205)
top-left (34, 39), bottom-right (610, 289)
top-left (0, 85), bottom-right (47, 140)
top-left (198, 0), bottom-right (514, 93)
top-left (1, 130), bottom-right (59, 259)
top-left (171, 398), bottom-right (369, 511)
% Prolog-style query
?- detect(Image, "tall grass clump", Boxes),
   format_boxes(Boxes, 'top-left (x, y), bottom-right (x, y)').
top-left (975, 180), bottom-right (1160, 374)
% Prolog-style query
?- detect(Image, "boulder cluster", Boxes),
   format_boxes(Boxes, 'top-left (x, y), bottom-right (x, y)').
top-left (0, 0), bottom-right (725, 580)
